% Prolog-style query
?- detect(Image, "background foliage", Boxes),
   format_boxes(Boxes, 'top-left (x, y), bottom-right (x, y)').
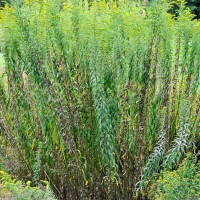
top-left (0, 0), bottom-right (199, 199)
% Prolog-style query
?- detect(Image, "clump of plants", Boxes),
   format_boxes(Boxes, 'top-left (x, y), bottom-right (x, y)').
top-left (0, 171), bottom-right (57, 200)
top-left (0, 0), bottom-right (199, 199)
top-left (148, 153), bottom-right (200, 200)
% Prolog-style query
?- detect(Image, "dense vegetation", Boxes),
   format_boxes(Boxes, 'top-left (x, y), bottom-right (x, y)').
top-left (1, 0), bottom-right (200, 18)
top-left (0, 170), bottom-right (56, 200)
top-left (0, 0), bottom-right (199, 199)
top-left (149, 153), bottom-right (200, 200)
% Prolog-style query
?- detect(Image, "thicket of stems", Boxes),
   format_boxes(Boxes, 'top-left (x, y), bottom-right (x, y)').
top-left (0, 0), bottom-right (199, 199)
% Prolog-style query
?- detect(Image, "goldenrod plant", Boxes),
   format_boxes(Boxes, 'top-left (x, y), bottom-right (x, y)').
top-left (0, 171), bottom-right (57, 200)
top-left (0, 0), bottom-right (199, 199)
top-left (148, 153), bottom-right (200, 200)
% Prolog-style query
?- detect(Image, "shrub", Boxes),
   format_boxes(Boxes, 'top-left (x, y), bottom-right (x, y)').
top-left (148, 153), bottom-right (200, 200)
top-left (0, 170), bottom-right (57, 200)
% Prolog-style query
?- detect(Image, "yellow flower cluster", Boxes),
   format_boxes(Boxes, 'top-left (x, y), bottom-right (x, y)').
top-left (63, 2), bottom-right (71, 11)
top-left (25, 0), bottom-right (40, 5)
